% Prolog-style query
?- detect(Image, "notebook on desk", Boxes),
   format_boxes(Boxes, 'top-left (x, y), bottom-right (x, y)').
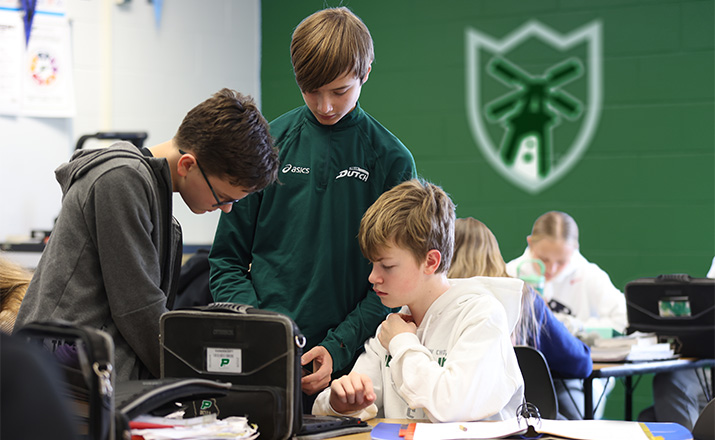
top-left (369, 419), bottom-right (692, 440)
top-left (160, 303), bottom-right (370, 440)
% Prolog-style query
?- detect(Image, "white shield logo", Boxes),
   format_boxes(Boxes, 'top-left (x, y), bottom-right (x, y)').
top-left (465, 20), bottom-right (603, 194)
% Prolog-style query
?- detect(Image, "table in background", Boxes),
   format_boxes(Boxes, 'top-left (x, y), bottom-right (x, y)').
top-left (583, 357), bottom-right (715, 420)
top-left (0, 242), bottom-right (44, 269)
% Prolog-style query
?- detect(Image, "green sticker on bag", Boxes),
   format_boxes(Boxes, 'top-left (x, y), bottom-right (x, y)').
top-left (658, 297), bottom-right (691, 317)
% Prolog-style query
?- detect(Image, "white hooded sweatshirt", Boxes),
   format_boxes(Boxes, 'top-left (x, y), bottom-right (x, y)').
top-left (507, 248), bottom-right (627, 333)
top-left (312, 277), bottom-right (525, 423)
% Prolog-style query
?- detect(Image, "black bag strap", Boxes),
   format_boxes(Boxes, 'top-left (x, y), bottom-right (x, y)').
top-left (15, 321), bottom-right (115, 440)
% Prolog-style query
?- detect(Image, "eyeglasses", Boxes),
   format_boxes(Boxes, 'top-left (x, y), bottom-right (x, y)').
top-left (178, 149), bottom-right (241, 207)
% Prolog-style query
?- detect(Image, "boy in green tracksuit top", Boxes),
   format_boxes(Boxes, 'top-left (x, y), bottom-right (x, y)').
top-left (209, 6), bottom-right (416, 407)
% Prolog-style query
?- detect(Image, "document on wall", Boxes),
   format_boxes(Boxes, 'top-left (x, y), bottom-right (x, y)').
top-left (0, 10), bottom-right (23, 115)
top-left (19, 12), bottom-right (75, 117)
top-left (0, 1), bottom-right (75, 117)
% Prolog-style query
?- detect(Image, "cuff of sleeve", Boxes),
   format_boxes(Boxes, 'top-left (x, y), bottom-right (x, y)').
top-left (329, 403), bottom-right (378, 420)
top-left (387, 332), bottom-right (421, 359)
top-left (320, 338), bottom-right (348, 372)
top-left (313, 388), bottom-right (378, 420)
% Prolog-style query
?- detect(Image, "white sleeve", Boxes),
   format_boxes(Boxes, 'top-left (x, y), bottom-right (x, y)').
top-left (583, 264), bottom-right (628, 333)
top-left (387, 299), bottom-right (523, 422)
top-left (311, 388), bottom-right (379, 420)
top-left (505, 252), bottom-right (526, 278)
top-left (311, 335), bottom-right (384, 420)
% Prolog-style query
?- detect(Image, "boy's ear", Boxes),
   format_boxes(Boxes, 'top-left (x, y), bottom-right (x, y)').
top-left (424, 249), bottom-right (442, 275)
top-left (361, 65), bottom-right (372, 85)
top-left (176, 153), bottom-right (195, 178)
top-left (526, 235), bottom-right (532, 248)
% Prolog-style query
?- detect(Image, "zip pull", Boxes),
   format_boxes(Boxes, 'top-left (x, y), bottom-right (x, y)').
top-left (93, 362), bottom-right (114, 397)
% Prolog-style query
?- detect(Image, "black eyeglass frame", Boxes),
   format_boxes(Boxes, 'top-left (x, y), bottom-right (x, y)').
top-left (178, 149), bottom-right (241, 207)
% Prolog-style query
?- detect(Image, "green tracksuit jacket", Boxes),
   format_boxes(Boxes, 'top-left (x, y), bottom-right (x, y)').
top-left (209, 103), bottom-right (416, 372)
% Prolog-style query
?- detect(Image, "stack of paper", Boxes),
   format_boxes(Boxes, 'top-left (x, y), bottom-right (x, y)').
top-left (130, 414), bottom-right (259, 440)
top-left (590, 332), bottom-right (675, 362)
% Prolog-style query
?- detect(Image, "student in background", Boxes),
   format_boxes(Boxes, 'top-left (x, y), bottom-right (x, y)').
top-left (0, 255), bottom-right (32, 334)
top-left (506, 211), bottom-right (627, 419)
top-left (312, 180), bottom-right (524, 422)
top-left (448, 217), bottom-right (592, 417)
top-left (15, 89), bottom-right (279, 382)
top-left (209, 6), bottom-right (417, 405)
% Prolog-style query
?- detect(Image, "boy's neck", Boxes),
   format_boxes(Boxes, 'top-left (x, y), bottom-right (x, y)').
top-left (148, 139), bottom-right (181, 191)
top-left (409, 274), bottom-right (451, 327)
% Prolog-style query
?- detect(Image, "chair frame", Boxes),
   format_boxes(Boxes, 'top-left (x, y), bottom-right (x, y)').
top-left (514, 345), bottom-right (559, 420)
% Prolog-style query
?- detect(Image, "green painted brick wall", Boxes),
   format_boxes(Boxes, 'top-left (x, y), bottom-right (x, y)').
top-left (261, 0), bottom-right (714, 292)
top-left (261, 0), bottom-right (713, 421)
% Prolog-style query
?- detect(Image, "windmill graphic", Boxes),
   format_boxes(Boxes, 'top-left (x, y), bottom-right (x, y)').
top-left (465, 20), bottom-right (603, 194)
top-left (485, 57), bottom-right (583, 179)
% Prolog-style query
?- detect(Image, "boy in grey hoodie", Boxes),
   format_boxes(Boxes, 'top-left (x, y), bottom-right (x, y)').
top-left (14, 89), bottom-right (279, 381)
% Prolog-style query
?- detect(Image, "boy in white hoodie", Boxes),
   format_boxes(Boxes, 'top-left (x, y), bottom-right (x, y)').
top-left (312, 179), bottom-right (525, 422)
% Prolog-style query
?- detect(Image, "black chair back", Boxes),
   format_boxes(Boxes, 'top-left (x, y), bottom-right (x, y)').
top-left (692, 398), bottom-right (715, 440)
top-left (514, 345), bottom-right (559, 419)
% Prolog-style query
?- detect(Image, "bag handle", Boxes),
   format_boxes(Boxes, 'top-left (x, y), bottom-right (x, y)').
top-left (656, 274), bottom-right (692, 283)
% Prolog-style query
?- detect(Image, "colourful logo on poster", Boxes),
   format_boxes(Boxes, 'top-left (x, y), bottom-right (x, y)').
top-left (29, 52), bottom-right (58, 86)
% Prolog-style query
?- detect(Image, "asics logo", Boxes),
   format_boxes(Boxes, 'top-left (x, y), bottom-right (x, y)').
top-left (336, 166), bottom-right (369, 182)
top-left (282, 164), bottom-right (310, 174)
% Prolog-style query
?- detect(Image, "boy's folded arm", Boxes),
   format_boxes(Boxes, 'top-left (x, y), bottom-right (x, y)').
top-left (208, 250), bottom-right (259, 305)
top-left (387, 310), bottom-right (521, 422)
top-left (208, 262), bottom-right (260, 306)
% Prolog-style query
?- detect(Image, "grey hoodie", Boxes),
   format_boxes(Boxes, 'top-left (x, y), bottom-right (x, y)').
top-left (15, 142), bottom-right (182, 381)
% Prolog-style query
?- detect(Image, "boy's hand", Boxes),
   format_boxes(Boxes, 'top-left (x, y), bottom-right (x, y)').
top-left (329, 372), bottom-right (376, 414)
top-left (301, 345), bottom-right (333, 395)
top-left (378, 313), bottom-right (417, 350)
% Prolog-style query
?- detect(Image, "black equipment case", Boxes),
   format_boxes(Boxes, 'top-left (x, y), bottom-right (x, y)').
top-left (625, 274), bottom-right (715, 358)
top-left (160, 303), bottom-right (305, 440)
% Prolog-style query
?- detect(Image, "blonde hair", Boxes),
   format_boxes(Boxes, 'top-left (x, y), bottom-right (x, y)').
top-left (359, 179), bottom-right (455, 274)
top-left (291, 7), bottom-right (374, 92)
top-left (448, 218), bottom-right (540, 347)
top-left (449, 217), bottom-right (509, 279)
top-left (0, 255), bottom-right (32, 334)
top-left (530, 211), bottom-right (579, 248)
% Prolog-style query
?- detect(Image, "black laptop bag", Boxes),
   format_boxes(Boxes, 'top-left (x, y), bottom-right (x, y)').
top-left (160, 303), bottom-right (305, 440)
top-left (625, 274), bottom-right (715, 358)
